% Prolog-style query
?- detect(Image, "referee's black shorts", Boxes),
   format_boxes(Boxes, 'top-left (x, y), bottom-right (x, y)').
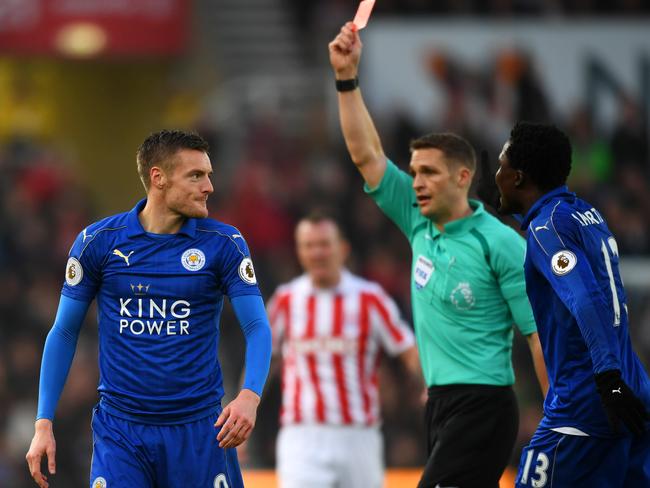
top-left (418, 384), bottom-right (518, 488)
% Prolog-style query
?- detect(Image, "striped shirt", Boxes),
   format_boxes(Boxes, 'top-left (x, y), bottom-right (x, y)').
top-left (268, 270), bottom-right (414, 427)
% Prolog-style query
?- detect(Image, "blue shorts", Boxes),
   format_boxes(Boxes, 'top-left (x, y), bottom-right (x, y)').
top-left (515, 427), bottom-right (650, 488)
top-left (90, 405), bottom-right (243, 488)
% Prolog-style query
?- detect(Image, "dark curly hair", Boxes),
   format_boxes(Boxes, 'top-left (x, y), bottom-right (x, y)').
top-left (506, 122), bottom-right (572, 192)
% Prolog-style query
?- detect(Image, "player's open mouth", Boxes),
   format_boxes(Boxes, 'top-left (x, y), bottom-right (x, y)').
top-left (416, 196), bottom-right (431, 206)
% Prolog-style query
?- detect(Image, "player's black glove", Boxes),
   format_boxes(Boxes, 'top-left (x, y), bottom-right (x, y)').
top-left (475, 150), bottom-right (500, 210)
top-left (594, 369), bottom-right (649, 435)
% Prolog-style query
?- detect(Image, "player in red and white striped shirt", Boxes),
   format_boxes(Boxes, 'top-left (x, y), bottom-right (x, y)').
top-left (267, 213), bottom-right (420, 488)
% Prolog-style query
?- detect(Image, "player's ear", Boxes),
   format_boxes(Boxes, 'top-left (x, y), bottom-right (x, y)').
top-left (514, 169), bottom-right (525, 188)
top-left (457, 166), bottom-right (472, 189)
top-left (150, 166), bottom-right (166, 189)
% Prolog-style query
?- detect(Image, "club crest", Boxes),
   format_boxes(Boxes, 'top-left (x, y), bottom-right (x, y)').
top-left (181, 248), bottom-right (206, 271)
top-left (92, 477), bottom-right (107, 488)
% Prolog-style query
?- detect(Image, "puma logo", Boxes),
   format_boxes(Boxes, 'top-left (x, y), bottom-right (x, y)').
top-left (82, 228), bottom-right (92, 242)
top-left (113, 249), bottom-right (134, 266)
top-left (535, 221), bottom-right (550, 232)
top-left (612, 387), bottom-right (622, 395)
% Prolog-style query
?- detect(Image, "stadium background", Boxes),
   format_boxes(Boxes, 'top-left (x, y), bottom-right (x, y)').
top-left (1, 1), bottom-right (649, 486)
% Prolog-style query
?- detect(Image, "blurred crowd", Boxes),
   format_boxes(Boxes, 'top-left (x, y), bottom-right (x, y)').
top-left (1, 4), bottom-right (650, 488)
top-left (288, 0), bottom-right (650, 34)
top-left (0, 139), bottom-right (97, 487)
top-left (368, 0), bottom-right (650, 15)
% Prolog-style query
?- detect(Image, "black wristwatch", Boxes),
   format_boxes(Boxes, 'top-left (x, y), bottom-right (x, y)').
top-left (335, 77), bottom-right (359, 92)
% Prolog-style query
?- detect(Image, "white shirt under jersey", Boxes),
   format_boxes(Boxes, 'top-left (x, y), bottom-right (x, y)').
top-left (268, 269), bottom-right (415, 427)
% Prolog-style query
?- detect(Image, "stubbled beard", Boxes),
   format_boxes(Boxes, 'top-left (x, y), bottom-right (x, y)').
top-left (171, 199), bottom-right (207, 219)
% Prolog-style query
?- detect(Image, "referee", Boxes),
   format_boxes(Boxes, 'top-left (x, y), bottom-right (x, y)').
top-left (328, 22), bottom-right (548, 488)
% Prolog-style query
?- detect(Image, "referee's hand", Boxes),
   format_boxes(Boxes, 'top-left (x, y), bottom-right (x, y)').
top-left (26, 419), bottom-right (56, 488)
top-left (329, 21), bottom-right (362, 80)
top-left (215, 389), bottom-right (260, 448)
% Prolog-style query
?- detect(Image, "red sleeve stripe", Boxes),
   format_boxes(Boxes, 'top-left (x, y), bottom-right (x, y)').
top-left (368, 293), bottom-right (405, 343)
top-left (276, 293), bottom-right (299, 424)
top-left (269, 293), bottom-right (290, 337)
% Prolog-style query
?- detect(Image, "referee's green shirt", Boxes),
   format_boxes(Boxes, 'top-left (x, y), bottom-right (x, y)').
top-left (365, 159), bottom-right (537, 387)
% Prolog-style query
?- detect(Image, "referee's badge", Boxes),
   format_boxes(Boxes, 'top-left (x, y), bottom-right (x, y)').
top-left (414, 255), bottom-right (434, 289)
top-left (238, 257), bottom-right (257, 285)
top-left (181, 248), bottom-right (206, 271)
top-left (551, 250), bottom-right (577, 276)
top-left (65, 257), bottom-right (83, 286)
top-left (451, 282), bottom-right (475, 310)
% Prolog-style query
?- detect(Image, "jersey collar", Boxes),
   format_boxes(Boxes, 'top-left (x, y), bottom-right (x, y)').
top-left (127, 198), bottom-right (197, 238)
top-left (520, 185), bottom-right (575, 230)
top-left (303, 268), bottom-right (352, 293)
top-left (431, 199), bottom-right (485, 236)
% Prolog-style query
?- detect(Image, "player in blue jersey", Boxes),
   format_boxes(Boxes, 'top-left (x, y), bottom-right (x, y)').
top-left (25, 130), bottom-right (272, 488)
top-left (491, 121), bottom-right (650, 487)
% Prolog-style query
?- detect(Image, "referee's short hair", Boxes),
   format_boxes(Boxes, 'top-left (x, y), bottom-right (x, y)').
top-left (136, 129), bottom-right (210, 190)
top-left (409, 132), bottom-right (476, 172)
top-left (506, 121), bottom-right (572, 192)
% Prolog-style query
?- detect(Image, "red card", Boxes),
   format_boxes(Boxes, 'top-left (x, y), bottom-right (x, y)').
top-left (353, 0), bottom-right (376, 30)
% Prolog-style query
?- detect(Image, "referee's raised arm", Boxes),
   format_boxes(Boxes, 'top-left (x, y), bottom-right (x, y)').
top-left (328, 21), bottom-right (386, 189)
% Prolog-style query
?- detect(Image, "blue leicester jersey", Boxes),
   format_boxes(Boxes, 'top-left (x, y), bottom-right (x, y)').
top-left (61, 199), bottom-right (262, 424)
top-left (522, 186), bottom-right (650, 437)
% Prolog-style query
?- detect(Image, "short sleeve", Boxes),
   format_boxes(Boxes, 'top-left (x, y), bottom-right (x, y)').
top-left (366, 289), bottom-right (415, 357)
top-left (266, 290), bottom-right (289, 353)
top-left (364, 159), bottom-right (422, 239)
top-left (61, 227), bottom-right (102, 302)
